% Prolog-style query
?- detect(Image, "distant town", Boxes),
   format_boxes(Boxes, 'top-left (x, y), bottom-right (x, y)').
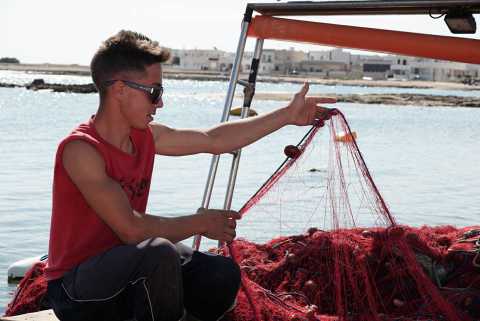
top-left (168, 47), bottom-right (480, 85)
top-left (1, 47), bottom-right (479, 85)
top-left (1, 51), bottom-right (480, 108)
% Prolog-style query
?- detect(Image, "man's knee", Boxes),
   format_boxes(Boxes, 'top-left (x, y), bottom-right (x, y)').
top-left (136, 238), bottom-right (181, 271)
top-left (183, 253), bottom-right (240, 320)
top-left (187, 253), bottom-right (240, 291)
top-left (213, 256), bottom-right (241, 290)
top-left (133, 238), bottom-right (183, 320)
top-left (211, 257), bottom-right (240, 318)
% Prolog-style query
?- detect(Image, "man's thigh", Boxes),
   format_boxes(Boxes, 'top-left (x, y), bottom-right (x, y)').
top-left (49, 239), bottom-right (182, 321)
top-left (61, 243), bottom-right (153, 301)
top-left (47, 277), bottom-right (132, 321)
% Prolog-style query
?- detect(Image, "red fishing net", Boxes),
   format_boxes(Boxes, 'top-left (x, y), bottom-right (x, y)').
top-left (222, 111), bottom-right (480, 321)
top-left (4, 111), bottom-right (480, 320)
top-left (4, 262), bottom-right (48, 317)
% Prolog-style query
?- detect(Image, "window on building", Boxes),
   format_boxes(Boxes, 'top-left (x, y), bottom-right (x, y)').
top-left (363, 64), bottom-right (390, 72)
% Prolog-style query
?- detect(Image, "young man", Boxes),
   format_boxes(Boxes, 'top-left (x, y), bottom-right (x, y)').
top-left (45, 30), bottom-right (335, 321)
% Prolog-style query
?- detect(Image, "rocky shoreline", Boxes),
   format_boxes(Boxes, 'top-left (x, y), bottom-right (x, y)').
top-left (0, 72), bottom-right (480, 108)
top-left (2, 62), bottom-right (480, 91)
top-left (253, 92), bottom-right (480, 108)
top-left (1, 78), bottom-right (479, 108)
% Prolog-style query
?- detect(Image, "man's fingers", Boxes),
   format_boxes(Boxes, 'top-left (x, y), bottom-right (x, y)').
top-left (315, 108), bottom-right (333, 120)
top-left (315, 107), bottom-right (332, 119)
top-left (227, 218), bottom-right (237, 229)
top-left (298, 82), bottom-right (309, 97)
top-left (312, 97), bottom-right (337, 104)
top-left (226, 210), bottom-right (241, 220)
top-left (224, 228), bottom-right (236, 241)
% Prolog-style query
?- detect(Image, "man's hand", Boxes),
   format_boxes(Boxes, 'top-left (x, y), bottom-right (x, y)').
top-left (286, 82), bottom-right (337, 126)
top-left (198, 208), bottom-right (241, 242)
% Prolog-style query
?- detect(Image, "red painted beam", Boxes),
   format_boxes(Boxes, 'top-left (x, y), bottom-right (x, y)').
top-left (248, 16), bottom-right (480, 64)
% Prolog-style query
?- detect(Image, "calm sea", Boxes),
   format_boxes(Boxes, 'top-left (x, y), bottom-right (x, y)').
top-left (1, 70), bottom-right (479, 313)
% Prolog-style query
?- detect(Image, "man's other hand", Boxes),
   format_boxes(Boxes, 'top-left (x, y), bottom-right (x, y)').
top-left (197, 208), bottom-right (241, 242)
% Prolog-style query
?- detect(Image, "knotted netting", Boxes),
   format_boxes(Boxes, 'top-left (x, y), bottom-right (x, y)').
top-left (222, 110), bottom-right (480, 321)
top-left (3, 111), bottom-right (479, 320)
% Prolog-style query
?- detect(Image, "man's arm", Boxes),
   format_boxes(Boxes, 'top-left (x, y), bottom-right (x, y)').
top-left (152, 83), bottom-right (336, 156)
top-left (62, 140), bottom-right (240, 244)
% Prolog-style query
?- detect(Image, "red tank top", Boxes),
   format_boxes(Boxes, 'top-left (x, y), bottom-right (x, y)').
top-left (45, 117), bottom-right (155, 280)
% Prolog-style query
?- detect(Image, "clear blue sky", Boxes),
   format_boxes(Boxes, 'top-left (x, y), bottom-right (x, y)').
top-left (2, 0), bottom-right (478, 65)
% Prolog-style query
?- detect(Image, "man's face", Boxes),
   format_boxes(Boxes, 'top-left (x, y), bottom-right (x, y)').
top-left (119, 63), bottom-right (163, 129)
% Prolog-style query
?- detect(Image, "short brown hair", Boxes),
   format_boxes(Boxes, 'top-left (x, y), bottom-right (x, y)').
top-left (91, 30), bottom-right (170, 94)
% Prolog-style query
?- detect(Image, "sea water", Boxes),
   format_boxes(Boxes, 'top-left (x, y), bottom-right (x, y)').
top-left (0, 70), bottom-right (479, 312)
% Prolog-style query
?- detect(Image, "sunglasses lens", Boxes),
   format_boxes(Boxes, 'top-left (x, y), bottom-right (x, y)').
top-left (151, 88), bottom-right (161, 104)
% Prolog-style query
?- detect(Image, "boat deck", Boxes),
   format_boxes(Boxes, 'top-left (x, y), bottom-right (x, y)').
top-left (0, 310), bottom-right (57, 321)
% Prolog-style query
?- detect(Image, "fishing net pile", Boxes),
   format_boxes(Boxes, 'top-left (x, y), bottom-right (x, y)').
top-left (4, 111), bottom-right (480, 320)
top-left (5, 262), bottom-right (48, 316)
top-left (221, 111), bottom-right (480, 321)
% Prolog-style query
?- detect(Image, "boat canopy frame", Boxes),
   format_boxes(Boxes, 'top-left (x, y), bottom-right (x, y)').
top-left (247, 0), bottom-right (480, 16)
top-left (192, 0), bottom-right (480, 249)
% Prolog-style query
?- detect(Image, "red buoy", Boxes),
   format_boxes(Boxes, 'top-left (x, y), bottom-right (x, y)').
top-left (284, 145), bottom-right (302, 159)
top-left (314, 119), bottom-right (325, 128)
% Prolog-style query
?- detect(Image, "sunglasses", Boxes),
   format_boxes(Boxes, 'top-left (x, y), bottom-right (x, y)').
top-left (104, 79), bottom-right (163, 104)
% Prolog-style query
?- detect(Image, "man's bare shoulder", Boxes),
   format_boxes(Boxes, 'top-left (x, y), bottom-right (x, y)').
top-left (149, 122), bottom-right (174, 141)
top-left (62, 139), bottom-right (106, 181)
top-left (62, 139), bottom-right (101, 160)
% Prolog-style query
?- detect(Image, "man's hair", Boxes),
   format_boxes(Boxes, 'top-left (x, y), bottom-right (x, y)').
top-left (91, 30), bottom-right (170, 95)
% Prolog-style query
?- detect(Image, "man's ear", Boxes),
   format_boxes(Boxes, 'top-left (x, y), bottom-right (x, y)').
top-left (112, 81), bottom-right (126, 102)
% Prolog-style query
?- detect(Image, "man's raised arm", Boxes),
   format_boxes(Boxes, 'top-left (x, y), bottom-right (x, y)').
top-left (152, 83), bottom-right (336, 156)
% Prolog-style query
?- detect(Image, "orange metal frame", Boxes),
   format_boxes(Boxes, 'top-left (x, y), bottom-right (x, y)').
top-left (247, 15), bottom-right (480, 64)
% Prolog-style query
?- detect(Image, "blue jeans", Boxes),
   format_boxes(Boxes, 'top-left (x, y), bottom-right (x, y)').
top-left (47, 239), bottom-right (240, 321)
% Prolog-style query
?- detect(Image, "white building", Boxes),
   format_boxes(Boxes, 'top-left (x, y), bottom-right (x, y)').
top-left (356, 55), bottom-right (394, 80)
top-left (170, 49), bottom-right (233, 72)
top-left (293, 60), bottom-right (350, 78)
top-left (308, 48), bottom-right (351, 65)
top-left (390, 56), bottom-right (480, 82)
top-left (240, 48), bottom-right (306, 74)
top-left (169, 47), bottom-right (480, 83)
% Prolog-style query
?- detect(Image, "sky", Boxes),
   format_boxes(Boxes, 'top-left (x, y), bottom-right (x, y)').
top-left (2, 0), bottom-right (479, 65)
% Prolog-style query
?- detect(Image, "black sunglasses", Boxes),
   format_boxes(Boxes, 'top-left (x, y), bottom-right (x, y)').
top-left (104, 79), bottom-right (163, 104)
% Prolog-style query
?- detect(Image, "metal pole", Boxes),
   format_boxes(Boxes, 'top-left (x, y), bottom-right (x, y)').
top-left (193, 10), bottom-right (252, 250)
top-left (218, 38), bottom-right (264, 247)
top-left (223, 38), bottom-right (264, 211)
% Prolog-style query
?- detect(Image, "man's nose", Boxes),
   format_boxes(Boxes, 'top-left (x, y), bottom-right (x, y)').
top-left (155, 97), bottom-right (164, 109)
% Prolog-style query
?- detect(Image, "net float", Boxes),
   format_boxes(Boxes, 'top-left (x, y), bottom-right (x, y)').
top-left (334, 131), bottom-right (357, 143)
top-left (284, 145), bottom-right (302, 159)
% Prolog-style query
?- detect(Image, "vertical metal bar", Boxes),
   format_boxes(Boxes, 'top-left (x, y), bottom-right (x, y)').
top-left (223, 38), bottom-right (264, 211)
top-left (218, 39), bottom-right (264, 247)
top-left (192, 15), bottom-right (251, 250)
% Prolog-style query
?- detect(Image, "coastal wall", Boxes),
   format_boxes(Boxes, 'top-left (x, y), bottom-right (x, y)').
top-left (1, 63), bottom-right (479, 91)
